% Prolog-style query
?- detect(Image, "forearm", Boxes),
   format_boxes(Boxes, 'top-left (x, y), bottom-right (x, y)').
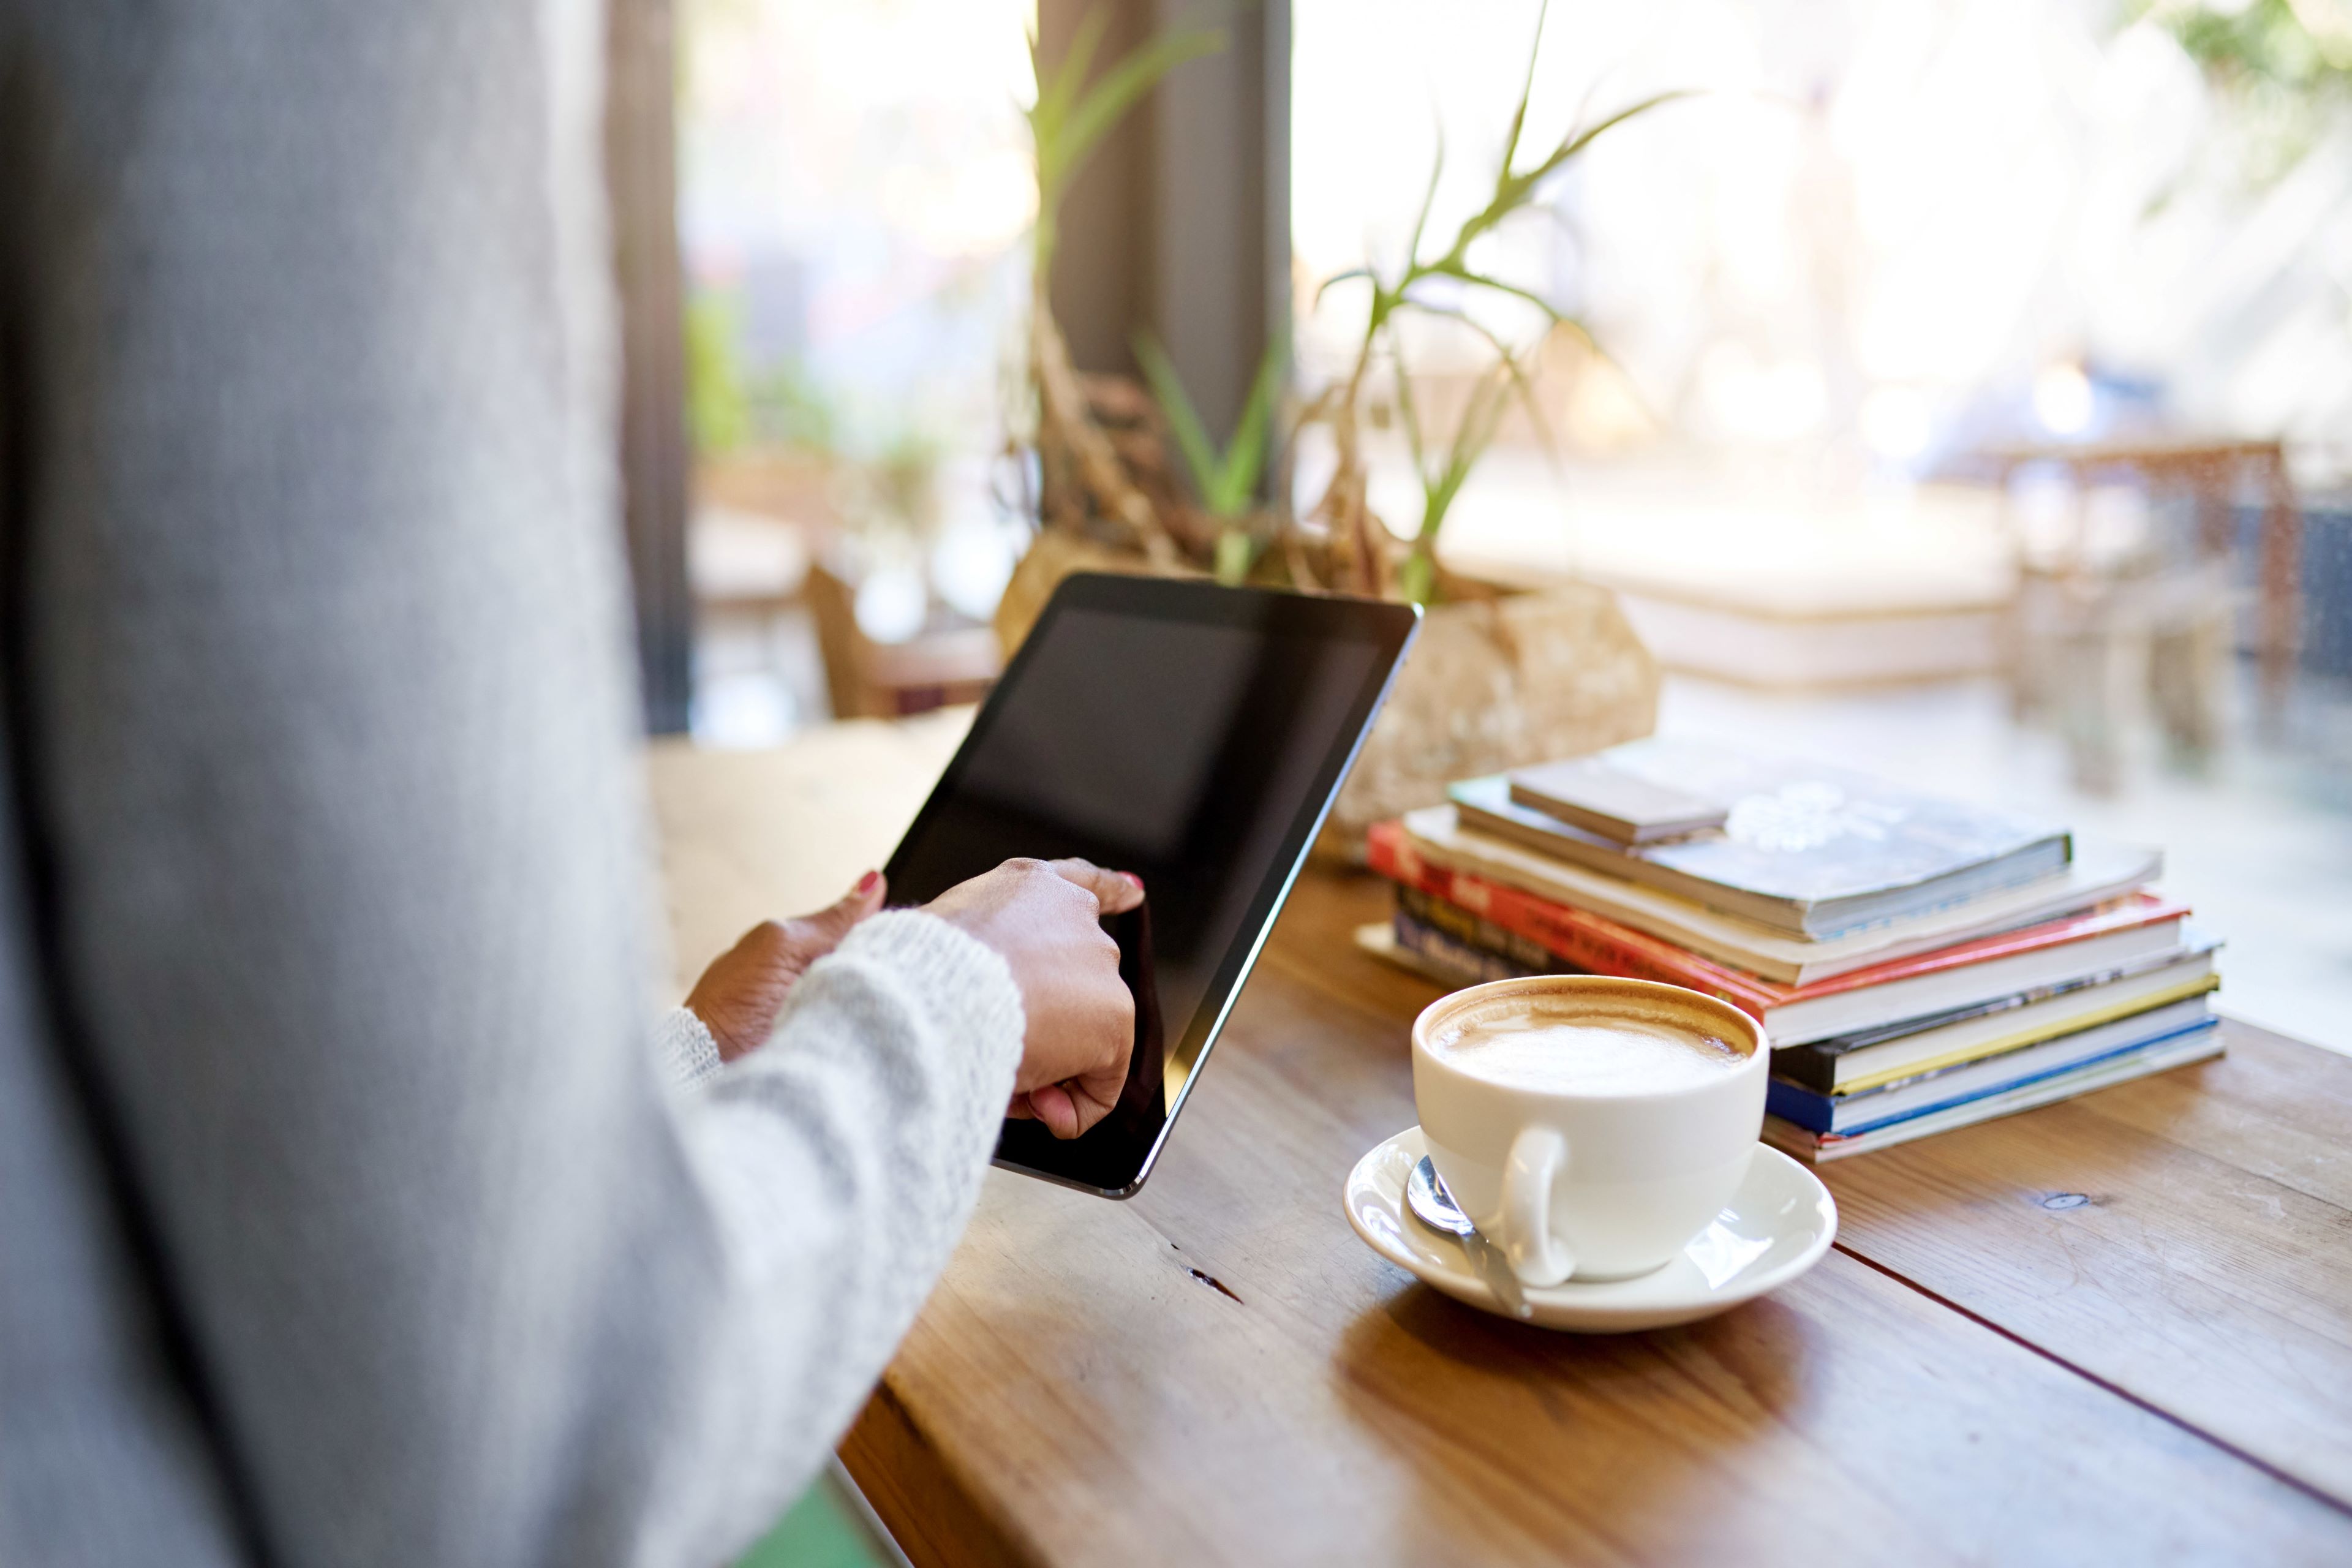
top-left (635, 914), bottom-right (1021, 1561)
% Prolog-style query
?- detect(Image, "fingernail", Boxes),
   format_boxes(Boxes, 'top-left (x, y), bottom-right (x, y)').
top-left (1119, 872), bottom-right (1144, 890)
top-left (855, 870), bottom-right (880, 895)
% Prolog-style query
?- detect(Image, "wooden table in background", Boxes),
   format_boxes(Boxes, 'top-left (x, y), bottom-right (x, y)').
top-left (650, 732), bottom-right (2352, 1568)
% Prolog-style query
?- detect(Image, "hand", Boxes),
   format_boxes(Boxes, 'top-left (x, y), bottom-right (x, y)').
top-left (924, 858), bottom-right (1144, 1139)
top-left (684, 871), bottom-right (888, 1063)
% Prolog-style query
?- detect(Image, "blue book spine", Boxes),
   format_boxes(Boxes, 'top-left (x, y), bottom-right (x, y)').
top-left (1392, 910), bottom-right (1539, 985)
top-left (1766, 1018), bottom-right (2218, 1135)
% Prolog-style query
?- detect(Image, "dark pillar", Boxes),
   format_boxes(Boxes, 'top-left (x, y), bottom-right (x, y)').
top-left (1039, 0), bottom-right (1292, 465)
top-left (606, 0), bottom-right (695, 734)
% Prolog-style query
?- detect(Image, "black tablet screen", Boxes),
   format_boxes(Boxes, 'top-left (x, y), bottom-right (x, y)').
top-left (882, 575), bottom-right (1417, 1194)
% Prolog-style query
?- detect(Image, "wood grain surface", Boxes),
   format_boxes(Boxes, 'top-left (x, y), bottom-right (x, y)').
top-left (646, 716), bottom-right (971, 993)
top-left (648, 736), bottom-right (2352, 1567)
top-left (1817, 1027), bottom-right (2352, 1502)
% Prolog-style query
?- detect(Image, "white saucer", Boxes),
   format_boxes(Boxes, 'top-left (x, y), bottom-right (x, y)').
top-left (1343, 1126), bottom-right (1838, 1332)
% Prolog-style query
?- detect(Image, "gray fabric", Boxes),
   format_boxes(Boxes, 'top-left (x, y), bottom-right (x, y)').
top-left (0, 2), bottom-right (1025, 1564)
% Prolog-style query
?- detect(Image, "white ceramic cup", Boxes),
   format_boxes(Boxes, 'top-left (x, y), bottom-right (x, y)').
top-left (1411, 975), bottom-right (1768, 1287)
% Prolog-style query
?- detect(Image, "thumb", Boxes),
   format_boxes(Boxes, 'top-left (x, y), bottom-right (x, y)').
top-left (801, 869), bottom-right (887, 944)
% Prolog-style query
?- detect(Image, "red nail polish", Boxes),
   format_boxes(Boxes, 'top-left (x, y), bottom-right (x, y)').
top-left (1119, 872), bottom-right (1144, 889)
top-left (856, 870), bottom-right (880, 895)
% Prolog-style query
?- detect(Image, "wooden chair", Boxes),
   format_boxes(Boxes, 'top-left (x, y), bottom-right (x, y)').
top-left (804, 564), bottom-right (999, 721)
top-left (1976, 438), bottom-right (2301, 787)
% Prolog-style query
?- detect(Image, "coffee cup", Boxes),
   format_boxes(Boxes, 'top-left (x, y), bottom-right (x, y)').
top-left (1411, 975), bottom-right (1767, 1287)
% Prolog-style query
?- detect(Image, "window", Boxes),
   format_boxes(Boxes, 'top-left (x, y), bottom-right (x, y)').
top-left (678, 0), bottom-right (1038, 741)
top-left (1292, 0), bottom-right (2351, 1047)
top-left (679, 0), bottom-right (2351, 1046)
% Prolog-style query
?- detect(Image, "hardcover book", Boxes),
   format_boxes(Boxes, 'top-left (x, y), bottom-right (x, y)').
top-left (1506, 755), bottom-right (1727, 845)
top-left (1389, 908), bottom-right (1559, 986)
top-left (1774, 942), bottom-right (2220, 1093)
top-left (1763, 1023), bottom-right (2226, 1161)
top-left (1395, 804), bottom-right (2160, 986)
top-left (1357, 921), bottom-right (1491, 989)
top-left (1366, 819), bottom-right (2187, 1046)
top-left (1765, 995), bottom-right (2218, 1134)
top-left (1453, 739), bottom-right (2071, 938)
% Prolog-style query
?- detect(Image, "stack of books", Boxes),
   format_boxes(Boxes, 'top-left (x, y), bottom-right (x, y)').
top-left (1360, 738), bottom-right (2223, 1161)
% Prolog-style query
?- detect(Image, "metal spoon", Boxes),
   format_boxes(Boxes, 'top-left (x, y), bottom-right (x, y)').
top-left (1407, 1156), bottom-right (1534, 1321)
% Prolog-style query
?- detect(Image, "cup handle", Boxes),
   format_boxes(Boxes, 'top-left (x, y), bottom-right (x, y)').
top-left (1500, 1126), bottom-right (1573, 1287)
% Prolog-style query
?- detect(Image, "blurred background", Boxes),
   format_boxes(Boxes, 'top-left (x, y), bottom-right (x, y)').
top-left (662, 0), bottom-right (2350, 1050)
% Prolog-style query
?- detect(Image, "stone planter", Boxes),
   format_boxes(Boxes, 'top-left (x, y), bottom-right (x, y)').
top-left (1318, 582), bottom-right (1657, 858)
top-left (993, 534), bottom-right (1660, 858)
top-left (992, 528), bottom-right (1203, 653)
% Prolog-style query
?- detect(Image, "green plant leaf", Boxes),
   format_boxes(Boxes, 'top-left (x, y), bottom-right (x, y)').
top-left (1497, 0), bottom-right (1551, 181)
top-left (1210, 338), bottom-right (1285, 514)
top-left (1390, 342), bottom-right (1430, 476)
top-left (1026, 8), bottom-right (1103, 157)
top-left (1403, 130), bottom-right (1447, 272)
top-left (1305, 12), bottom-right (1698, 587)
top-left (1398, 548), bottom-right (1436, 607)
top-left (1132, 330), bottom-right (1223, 507)
top-left (1313, 266), bottom-right (1375, 304)
top-left (1421, 364), bottom-right (1514, 541)
top-left (1423, 263), bottom-right (1563, 324)
top-left (1393, 298), bottom-right (1553, 461)
top-left (1436, 89), bottom-right (1696, 270)
top-left (1136, 330), bottom-right (1286, 519)
top-left (1047, 23), bottom-right (1224, 206)
top-left (684, 291), bottom-right (747, 457)
top-left (1524, 89), bottom-right (1699, 190)
top-left (1215, 527), bottom-right (1257, 586)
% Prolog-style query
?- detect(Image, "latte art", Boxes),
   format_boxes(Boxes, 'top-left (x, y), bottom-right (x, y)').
top-left (1428, 1003), bottom-right (1746, 1095)
top-left (1412, 976), bottom-right (1766, 1287)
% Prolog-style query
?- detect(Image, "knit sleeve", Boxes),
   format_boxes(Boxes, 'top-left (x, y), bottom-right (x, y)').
top-left (655, 1007), bottom-right (723, 1088)
top-left (631, 911), bottom-right (1025, 1558)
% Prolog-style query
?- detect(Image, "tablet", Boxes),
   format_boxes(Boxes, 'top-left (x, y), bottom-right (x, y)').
top-left (882, 573), bottom-right (1419, 1196)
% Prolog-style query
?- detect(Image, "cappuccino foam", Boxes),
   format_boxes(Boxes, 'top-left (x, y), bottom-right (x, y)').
top-left (1429, 1000), bottom-right (1745, 1095)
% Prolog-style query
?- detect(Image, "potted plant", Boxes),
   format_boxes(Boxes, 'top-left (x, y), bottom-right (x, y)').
top-left (1001, 2), bottom-right (1681, 850)
top-left (1286, 8), bottom-right (1686, 848)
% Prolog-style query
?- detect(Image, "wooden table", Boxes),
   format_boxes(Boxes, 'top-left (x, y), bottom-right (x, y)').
top-left (650, 733), bottom-right (2352, 1568)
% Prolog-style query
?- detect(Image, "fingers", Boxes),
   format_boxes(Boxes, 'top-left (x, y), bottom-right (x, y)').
top-left (1006, 1085), bottom-right (1105, 1141)
top-left (1046, 857), bottom-right (1145, 916)
top-left (1009, 1068), bottom-right (1125, 1140)
top-left (939, 859), bottom-right (1136, 1140)
top-left (1025, 1082), bottom-right (1080, 1139)
top-left (799, 869), bottom-right (887, 945)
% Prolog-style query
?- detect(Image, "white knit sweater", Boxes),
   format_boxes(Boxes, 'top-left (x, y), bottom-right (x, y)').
top-left (0, 3), bottom-right (1029, 1563)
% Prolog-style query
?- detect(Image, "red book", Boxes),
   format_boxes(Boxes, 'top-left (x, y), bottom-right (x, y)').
top-left (1366, 820), bottom-right (2187, 1046)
